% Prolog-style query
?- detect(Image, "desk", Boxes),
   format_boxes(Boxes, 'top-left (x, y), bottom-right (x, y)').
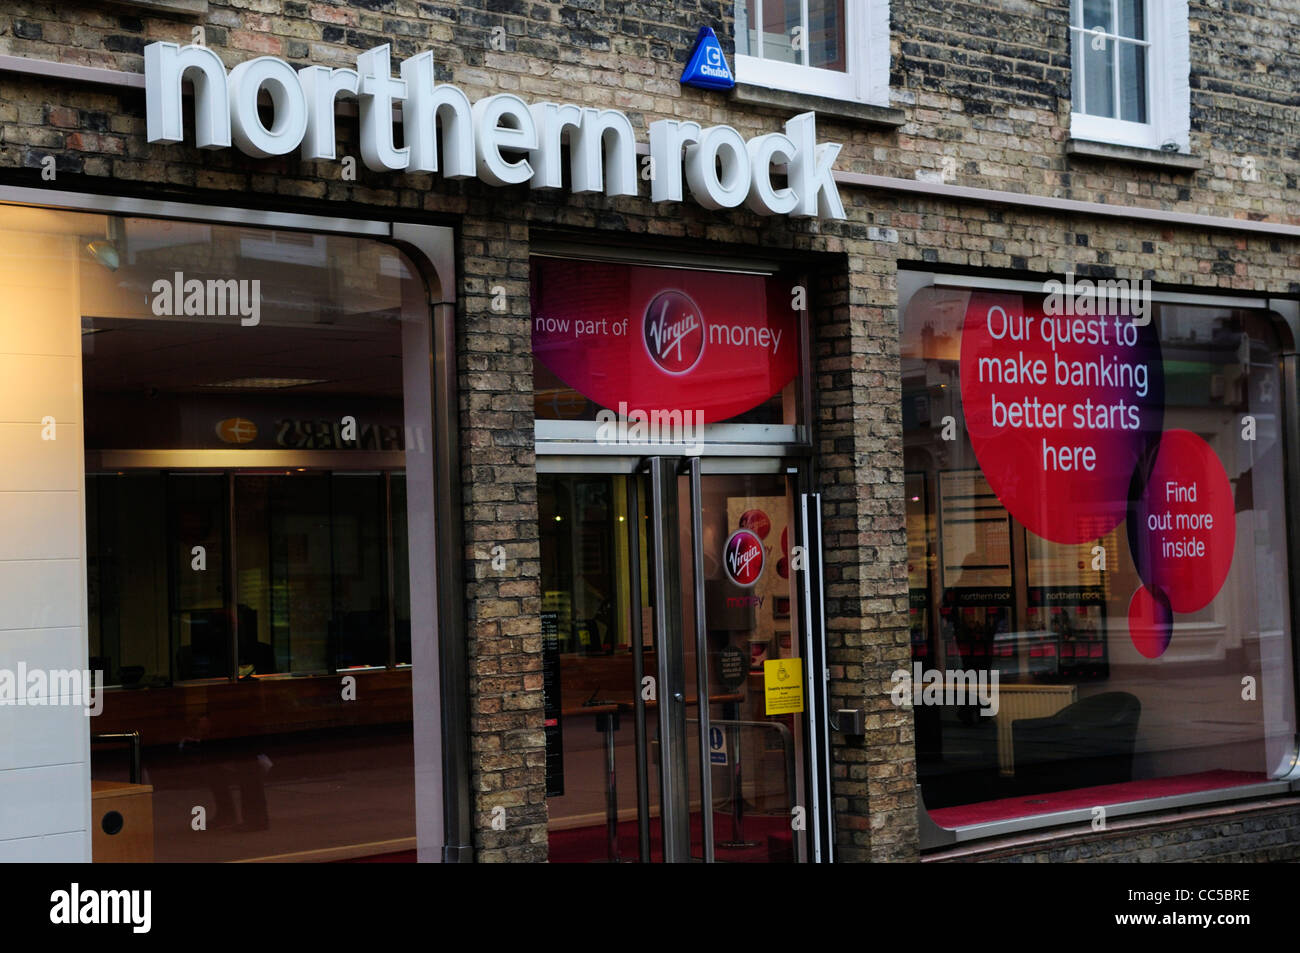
top-left (92, 668), bottom-right (414, 745)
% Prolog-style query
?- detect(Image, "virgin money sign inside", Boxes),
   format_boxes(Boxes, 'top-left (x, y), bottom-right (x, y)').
top-left (142, 42), bottom-right (845, 219)
top-left (531, 258), bottom-right (797, 424)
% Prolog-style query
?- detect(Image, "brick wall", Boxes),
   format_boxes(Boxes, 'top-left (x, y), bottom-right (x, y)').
top-left (887, 0), bottom-right (1300, 221)
top-left (4, 0), bottom-right (1300, 220)
top-left (812, 255), bottom-right (916, 862)
top-left (458, 209), bottom-right (545, 862)
top-left (0, 0), bottom-right (1297, 861)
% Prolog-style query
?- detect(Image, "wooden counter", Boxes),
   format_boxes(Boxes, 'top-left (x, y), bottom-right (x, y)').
top-left (91, 668), bottom-right (414, 747)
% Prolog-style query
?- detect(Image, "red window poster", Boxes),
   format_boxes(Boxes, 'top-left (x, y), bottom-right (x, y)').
top-left (530, 257), bottom-right (798, 424)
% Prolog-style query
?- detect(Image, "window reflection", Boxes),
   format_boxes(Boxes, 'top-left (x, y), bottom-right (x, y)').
top-left (60, 208), bottom-right (429, 861)
top-left (902, 287), bottom-right (1296, 829)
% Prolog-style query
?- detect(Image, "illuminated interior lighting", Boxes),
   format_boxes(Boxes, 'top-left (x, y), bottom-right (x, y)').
top-left (206, 377), bottom-right (328, 389)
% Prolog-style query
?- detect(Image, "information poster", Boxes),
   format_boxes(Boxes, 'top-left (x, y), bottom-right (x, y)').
top-left (726, 495), bottom-right (792, 659)
top-left (939, 469), bottom-right (1011, 591)
top-left (763, 658), bottom-right (804, 715)
top-left (959, 291), bottom-right (1235, 659)
top-left (540, 609), bottom-right (564, 797)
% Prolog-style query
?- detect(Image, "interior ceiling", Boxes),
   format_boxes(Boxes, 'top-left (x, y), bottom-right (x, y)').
top-left (82, 317), bottom-right (405, 399)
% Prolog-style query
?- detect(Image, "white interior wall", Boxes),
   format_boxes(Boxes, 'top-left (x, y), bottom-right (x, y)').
top-left (0, 226), bottom-right (92, 862)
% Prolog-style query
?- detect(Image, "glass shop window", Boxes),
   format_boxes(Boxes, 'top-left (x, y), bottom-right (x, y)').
top-left (901, 283), bottom-right (1296, 832)
top-left (1, 204), bottom-right (435, 862)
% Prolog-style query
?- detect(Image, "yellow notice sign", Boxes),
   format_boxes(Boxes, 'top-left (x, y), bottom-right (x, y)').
top-left (763, 658), bottom-right (804, 715)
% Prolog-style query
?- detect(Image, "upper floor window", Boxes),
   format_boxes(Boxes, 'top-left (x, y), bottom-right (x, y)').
top-left (733, 0), bottom-right (890, 106)
top-left (1069, 0), bottom-right (1190, 151)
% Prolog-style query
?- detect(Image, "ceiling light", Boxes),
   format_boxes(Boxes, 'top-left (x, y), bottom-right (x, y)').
top-left (85, 218), bottom-right (126, 271)
top-left (86, 239), bottom-right (119, 271)
top-left (206, 377), bottom-right (328, 389)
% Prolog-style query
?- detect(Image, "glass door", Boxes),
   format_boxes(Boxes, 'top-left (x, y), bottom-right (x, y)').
top-left (540, 459), bottom-right (829, 863)
top-left (539, 470), bottom-right (658, 862)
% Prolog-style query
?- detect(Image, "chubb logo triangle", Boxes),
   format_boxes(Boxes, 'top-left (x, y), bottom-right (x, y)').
top-left (680, 27), bottom-right (735, 90)
top-left (142, 42), bottom-right (845, 219)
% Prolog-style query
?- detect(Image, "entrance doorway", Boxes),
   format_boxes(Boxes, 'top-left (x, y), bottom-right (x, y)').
top-left (540, 459), bottom-right (831, 862)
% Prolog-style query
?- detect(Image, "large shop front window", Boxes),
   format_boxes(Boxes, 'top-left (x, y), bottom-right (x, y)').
top-left (901, 282), bottom-right (1296, 834)
top-left (0, 204), bottom-right (436, 862)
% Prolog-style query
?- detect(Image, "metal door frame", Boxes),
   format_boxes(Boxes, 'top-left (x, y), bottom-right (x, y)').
top-left (539, 454), bottom-right (834, 862)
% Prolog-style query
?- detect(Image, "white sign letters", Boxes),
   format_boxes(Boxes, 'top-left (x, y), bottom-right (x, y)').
top-left (143, 42), bottom-right (845, 219)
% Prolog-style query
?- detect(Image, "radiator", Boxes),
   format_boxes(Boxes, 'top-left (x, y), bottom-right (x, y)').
top-left (994, 684), bottom-right (1078, 776)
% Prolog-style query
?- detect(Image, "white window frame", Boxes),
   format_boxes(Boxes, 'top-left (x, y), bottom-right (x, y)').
top-left (733, 0), bottom-right (891, 106)
top-left (1069, 0), bottom-right (1190, 152)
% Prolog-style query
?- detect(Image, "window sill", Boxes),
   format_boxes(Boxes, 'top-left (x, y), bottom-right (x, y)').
top-left (1065, 138), bottom-right (1205, 172)
top-left (729, 83), bottom-right (905, 129)
top-left (920, 792), bottom-right (1300, 861)
top-left (105, 0), bottom-right (207, 16)
top-left (919, 776), bottom-right (1290, 851)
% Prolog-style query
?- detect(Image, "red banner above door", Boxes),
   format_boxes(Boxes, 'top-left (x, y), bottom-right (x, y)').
top-left (530, 258), bottom-right (799, 425)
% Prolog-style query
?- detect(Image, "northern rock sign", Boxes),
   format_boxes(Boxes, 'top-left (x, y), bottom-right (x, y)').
top-left (144, 42), bottom-right (846, 219)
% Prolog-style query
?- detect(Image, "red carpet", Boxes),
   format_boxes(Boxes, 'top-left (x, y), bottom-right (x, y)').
top-left (548, 811), bottom-right (794, 863)
top-left (335, 850), bottom-right (416, 863)
top-left (927, 770), bottom-right (1268, 828)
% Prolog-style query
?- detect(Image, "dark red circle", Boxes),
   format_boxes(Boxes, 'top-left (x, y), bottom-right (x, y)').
top-left (1128, 585), bottom-right (1173, 659)
top-left (1127, 429), bottom-right (1235, 613)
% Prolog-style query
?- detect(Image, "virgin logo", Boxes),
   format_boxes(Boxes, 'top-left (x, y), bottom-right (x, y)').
top-left (724, 529), bottom-right (765, 587)
top-left (644, 290), bottom-right (705, 374)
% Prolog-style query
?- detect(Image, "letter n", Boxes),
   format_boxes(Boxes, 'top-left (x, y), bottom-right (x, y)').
top-left (144, 42), bottom-right (232, 148)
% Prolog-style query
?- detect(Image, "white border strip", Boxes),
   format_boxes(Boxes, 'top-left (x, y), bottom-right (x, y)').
top-left (0, 184), bottom-right (387, 236)
top-left (931, 272), bottom-right (1269, 309)
top-left (0, 53), bottom-right (144, 89)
